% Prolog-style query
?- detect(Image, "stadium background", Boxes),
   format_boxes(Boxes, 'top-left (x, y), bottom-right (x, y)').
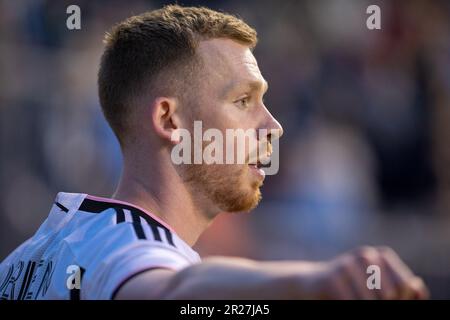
top-left (0, 0), bottom-right (449, 298)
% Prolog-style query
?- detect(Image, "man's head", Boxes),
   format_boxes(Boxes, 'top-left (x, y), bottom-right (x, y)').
top-left (98, 5), bottom-right (282, 215)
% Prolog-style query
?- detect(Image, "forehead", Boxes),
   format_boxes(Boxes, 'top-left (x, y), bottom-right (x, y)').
top-left (197, 38), bottom-right (265, 89)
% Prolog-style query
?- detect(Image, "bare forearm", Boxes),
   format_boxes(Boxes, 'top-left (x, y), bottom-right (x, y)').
top-left (160, 257), bottom-right (318, 300)
top-left (116, 247), bottom-right (429, 300)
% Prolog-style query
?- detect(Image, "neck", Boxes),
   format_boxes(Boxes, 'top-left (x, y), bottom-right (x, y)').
top-left (112, 151), bottom-right (215, 247)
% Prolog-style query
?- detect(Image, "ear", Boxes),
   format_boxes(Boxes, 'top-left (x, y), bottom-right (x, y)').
top-left (151, 97), bottom-right (182, 144)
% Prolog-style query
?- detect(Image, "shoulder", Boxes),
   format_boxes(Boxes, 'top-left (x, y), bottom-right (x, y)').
top-left (66, 196), bottom-right (201, 299)
top-left (75, 197), bottom-right (186, 255)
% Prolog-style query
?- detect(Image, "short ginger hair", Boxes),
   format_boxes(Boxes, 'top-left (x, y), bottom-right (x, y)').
top-left (98, 4), bottom-right (257, 145)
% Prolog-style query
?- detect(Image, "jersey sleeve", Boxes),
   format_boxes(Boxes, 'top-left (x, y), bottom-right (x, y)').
top-left (87, 242), bottom-right (192, 299)
top-left (71, 217), bottom-right (196, 300)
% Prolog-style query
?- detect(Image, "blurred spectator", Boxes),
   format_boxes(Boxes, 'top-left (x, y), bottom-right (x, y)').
top-left (1, 0), bottom-right (449, 298)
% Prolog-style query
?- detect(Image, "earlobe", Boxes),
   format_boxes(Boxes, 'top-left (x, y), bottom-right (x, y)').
top-left (151, 97), bottom-right (181, 144)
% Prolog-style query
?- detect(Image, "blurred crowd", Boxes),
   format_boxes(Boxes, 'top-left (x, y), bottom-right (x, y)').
top-left (0, 0), bottom-right (449, 298)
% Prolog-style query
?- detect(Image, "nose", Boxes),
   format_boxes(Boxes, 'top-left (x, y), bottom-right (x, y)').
top-left (260, 106), bottom-right (283, 143)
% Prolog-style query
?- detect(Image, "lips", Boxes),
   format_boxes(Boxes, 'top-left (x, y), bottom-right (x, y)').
top-left (257, 159), bottom-right (271, 168)
top-left (248, 162), bottom-right (266, 179)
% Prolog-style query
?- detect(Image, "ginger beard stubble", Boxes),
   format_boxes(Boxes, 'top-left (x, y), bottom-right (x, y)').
top-left (178, 122), bottom-right (264, 214)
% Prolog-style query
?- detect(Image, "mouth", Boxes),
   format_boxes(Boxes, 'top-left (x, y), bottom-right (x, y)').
top-left (248, 159), bottom-right (270, 179)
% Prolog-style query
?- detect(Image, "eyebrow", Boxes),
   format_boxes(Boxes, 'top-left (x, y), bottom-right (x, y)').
top-left (221, 79), bottom-right (269, 98)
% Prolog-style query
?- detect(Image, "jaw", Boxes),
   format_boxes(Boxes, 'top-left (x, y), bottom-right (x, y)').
top-left (181, 163), bottom-right (263, 214)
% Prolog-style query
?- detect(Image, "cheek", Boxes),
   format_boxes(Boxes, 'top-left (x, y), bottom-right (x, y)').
top-left (199, 103), bottom-right (260, 163)
top-left (209, 100), bottom-right (244, 125)
top-left (213, 164), bottom-right (247, 184)
top-left (202, 97), bottom-right (258, 130)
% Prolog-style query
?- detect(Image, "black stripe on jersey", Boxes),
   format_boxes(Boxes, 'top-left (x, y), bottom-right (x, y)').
top-left (131, 211), bottom-right (146, 240)
top-left (149, 224), bottom-right (162, 242)
top-left (55, 202), bottom-right (69, 213)
top-left (17, 261), bottom-right (36, 300)
top-left (79, 198), bottom-right (113, 213)
top-left (164, 228), bottom-right (175, 246)
top-left (115, 207), bottom-right (147, 241)
top-left (132, 210), bottom-right (176, 247)
top-left (115, 208), bottom-right (125, 224)
top-left (79, 198), bottom-right (176, 247)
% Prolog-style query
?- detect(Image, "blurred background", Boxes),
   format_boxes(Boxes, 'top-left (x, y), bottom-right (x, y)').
top-left (1, 0), bottom-right (449, 298)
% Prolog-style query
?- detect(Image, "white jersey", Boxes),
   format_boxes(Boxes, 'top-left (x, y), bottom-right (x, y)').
top-left (0, 192), bottom-right (201, 300)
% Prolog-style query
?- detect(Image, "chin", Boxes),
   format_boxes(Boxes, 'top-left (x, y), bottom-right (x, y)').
top-left (219, 184), bottom-right (262, 213)
top-left (184, 163), bottom-right (263, 213)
